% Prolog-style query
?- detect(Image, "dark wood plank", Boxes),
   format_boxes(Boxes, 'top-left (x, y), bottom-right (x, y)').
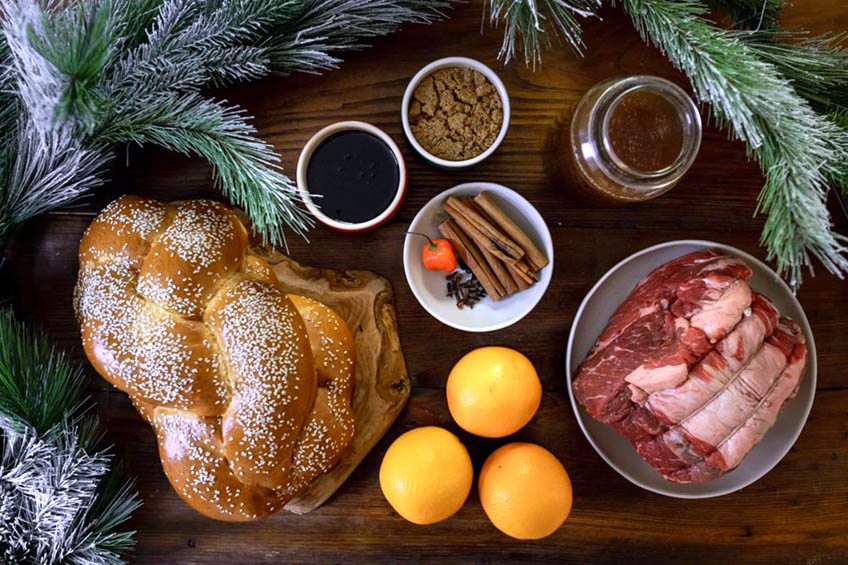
top-left (2, 2), bottom-right (847, 563)
top-left (5, 216), bottom-right (846, 391)
top-left (92, 387), bottom-right (848, 564)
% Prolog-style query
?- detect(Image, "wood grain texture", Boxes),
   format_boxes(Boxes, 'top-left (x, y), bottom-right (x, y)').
top-left (259, 252), bottom-right (410, 514)
top-left (1, 2), bottom-right (847, 563)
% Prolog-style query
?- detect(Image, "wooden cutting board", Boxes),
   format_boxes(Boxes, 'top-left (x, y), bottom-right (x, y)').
top-left (255, 249), bottom-right (411, 514)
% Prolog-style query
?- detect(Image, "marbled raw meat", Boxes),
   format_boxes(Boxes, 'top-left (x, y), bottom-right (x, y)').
top-left (646, 293), bottom-right (779, 425)
top-left (573, 251), bottom-right (807, 483)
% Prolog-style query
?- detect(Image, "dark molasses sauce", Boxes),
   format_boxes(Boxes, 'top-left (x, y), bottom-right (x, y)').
top-left (306, 131), bottom-right (400, 224)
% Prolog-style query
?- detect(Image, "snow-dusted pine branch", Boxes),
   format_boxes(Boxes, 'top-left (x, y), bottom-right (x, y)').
top-left (0, 309), bottom-right (140, 564)
top-left (484, 0), bottom-right (601, 67)
top-left (0, 0), bottom-right (453, 248)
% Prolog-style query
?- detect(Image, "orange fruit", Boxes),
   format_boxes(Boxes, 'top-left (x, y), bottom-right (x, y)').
top-left (478, 443), bottom-right (572, 540)
top-left (446, 346), bottom-right (541, 438)
top-left (379, 426), bottom-right (473, 525)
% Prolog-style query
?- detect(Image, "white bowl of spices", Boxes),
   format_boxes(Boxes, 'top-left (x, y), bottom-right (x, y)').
top-left (403, 182), bottom-right (553, 333)
top-left (401, 57), bottom-right (510, 168)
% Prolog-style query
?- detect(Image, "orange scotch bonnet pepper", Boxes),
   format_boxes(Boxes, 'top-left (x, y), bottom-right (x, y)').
top-left (407, 232), bottom-right (458, 273)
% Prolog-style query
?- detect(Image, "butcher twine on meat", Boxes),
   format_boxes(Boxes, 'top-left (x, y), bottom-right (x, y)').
top-left (74, 196), bottom-right (356, 521)
top-left (573, 250), bottom-right (807, 483)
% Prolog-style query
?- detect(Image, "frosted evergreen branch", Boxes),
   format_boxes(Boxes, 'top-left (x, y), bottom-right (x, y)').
top-left (2, 0), bottom-right (454, 246)
top-left (0, 118), bottom-right (111, 246)
top-left (0, 36), bottom-right (17, 148)
top-left (702, 4), bottom-right (848, 199)
top-left (111, 0), bottom-right (166, 50)
top-left (61, 462), bottom-right (139, 564)
top-left (0, 305), bottom-right (88, 435)
top-left (618, 0), bottom-right (848, 287)
top-left (737, 31), bottom-right (848, 112)
top-left (25, 0), bottom-right (116, 133)
top-left (98, 93), bottom-right (312, 246)
top-left (106, 0), bottom-right (296, 96)
top-left (829, 108), bottom-right (848, 196)
top-left (0, 420), bottom-right (138, 565)
top-left (0, 309), bottom-right (140, 564)
top-left (484, 0), bottom-right (601, 67)
top-left (0, 36), bottom-right (17, 190)
top-left (1, 2), bottom-right (110, 250)
top-left (2, 0), bottom-right (70, 135)
top-left (262, 0), bottom-right (454, 75)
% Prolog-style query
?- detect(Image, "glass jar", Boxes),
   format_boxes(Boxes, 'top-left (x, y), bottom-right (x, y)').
top-left (570, 75), bottom-right (702, 201)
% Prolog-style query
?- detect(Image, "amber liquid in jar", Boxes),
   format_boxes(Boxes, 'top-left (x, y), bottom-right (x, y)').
top-left (570, 76), bottom-right (702, 201)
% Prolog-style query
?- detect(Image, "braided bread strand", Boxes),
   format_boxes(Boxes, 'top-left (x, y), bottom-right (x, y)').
top-left (74, 196), bottom-right (356, 521)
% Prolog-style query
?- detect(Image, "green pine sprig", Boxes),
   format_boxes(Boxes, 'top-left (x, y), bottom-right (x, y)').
top-left (263, 0), bottom-right (454, 75)
top-left (26, 0), bottom-right (115, 131)
top-left (829, 108), bottom-right (848, 195)
top-left (0, 308), bottom-right (87, 434)
top-left (486, 0), bottom-right (848, 287)
top-left (618, 0), bottom-right (848, 287)
top-left (0, 308), bottom-right (141, 564)
top-left (0, 37), bottom-right (17, 145)
top-left (484, 0), bottom-right (601, 66)
top-left (1, 36), bottom-right (20, 208)
top-left (0, 119), bottom-right (111, 247)
top-left (736, 31), bottom-right (848, 112)
top-left (0, 0), bottom-right (453, 249)
top-left (99, 92), bottom-right (312, 248)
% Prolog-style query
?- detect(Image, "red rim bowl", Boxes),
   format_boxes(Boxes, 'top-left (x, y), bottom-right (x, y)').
top-left (296, 121), bottom-right (407, 232)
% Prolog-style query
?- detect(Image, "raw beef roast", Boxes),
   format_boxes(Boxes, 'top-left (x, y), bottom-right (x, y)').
top-left (573, 250), bottom-right (807, 483)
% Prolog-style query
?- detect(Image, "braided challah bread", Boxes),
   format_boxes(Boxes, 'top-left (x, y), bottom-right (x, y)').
top-left (74, 196), bottom-right (356, 521)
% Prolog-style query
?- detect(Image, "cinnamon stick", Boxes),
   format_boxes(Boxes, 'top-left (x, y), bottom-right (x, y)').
top-left (439, 220), bottom-right (505, 300)
top-left (506, 261), bottom-right (532, 290)
top-left (508, 258), bottom-right (537, 286)
top-left (448, 209), bottom-right (518, 296)
top-left (513, 258), bottom-right (539, 283)
top-left (465, 200), bottom-right (530, 292)
top-left (473, 191), bottom-right (549, 270)
top-left (445, 196), bottom-right (525, 264)
top-left (484, 250), bottom-right (518, 296)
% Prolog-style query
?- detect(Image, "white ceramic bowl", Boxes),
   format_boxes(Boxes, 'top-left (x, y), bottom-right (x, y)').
top-left (401, 57), bottom-right (510, 169)
top-left (403, 182), bottom-right (553, 332)
top-left (566, 240), bottom-right (817, 498)
top-left (296, 121), bottom-right (407, 232)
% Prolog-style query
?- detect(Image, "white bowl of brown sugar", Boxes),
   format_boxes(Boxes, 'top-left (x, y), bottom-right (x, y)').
top-left (401, 57), bottom-right (510, 169)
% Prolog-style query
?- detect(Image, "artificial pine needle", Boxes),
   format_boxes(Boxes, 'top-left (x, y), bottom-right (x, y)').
top-left (1, 0), bottom-right (846, 285)
top-left (0, 309), bottom-right (141, 564)
top-left (0, 0), bottom-right (453, 249)
top-left (486, 0), bottom-right (848, 288)
top-left (484, 0), bottom-right (601, 67)
top-left (618, 0), bottom-right (848, 287)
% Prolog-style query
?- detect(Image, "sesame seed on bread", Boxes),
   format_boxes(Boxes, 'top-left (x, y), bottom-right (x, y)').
top-left (74, 195), bottom-right (356, 521)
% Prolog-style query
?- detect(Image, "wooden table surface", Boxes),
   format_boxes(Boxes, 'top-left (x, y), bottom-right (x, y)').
top-left (4, 3), bottom-right (847, 564)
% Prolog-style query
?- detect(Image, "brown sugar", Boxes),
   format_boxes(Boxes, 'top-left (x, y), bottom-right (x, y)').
top-left (408, 67), bottom-right (503, 161)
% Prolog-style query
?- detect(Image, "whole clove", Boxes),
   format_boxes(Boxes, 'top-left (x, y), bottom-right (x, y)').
top-left (446, 263), bottom-right (487, 309)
